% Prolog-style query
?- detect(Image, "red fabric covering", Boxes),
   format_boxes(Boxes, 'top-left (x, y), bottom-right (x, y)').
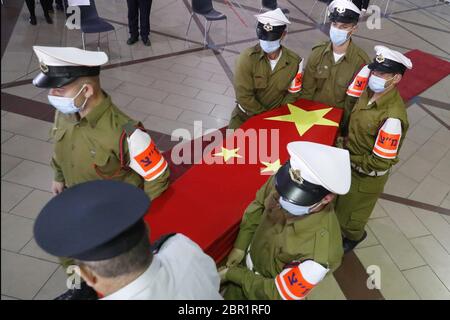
top-left (146, 99), bottom-right (343, 262)
top-left (399, 50), bottom-right (450, 102)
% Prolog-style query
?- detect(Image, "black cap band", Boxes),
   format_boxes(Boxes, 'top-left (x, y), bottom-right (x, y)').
top-left (368, 58), bottom-right (407, 74)
top-left (275, 161), bottom-right (330, 206)
top-left (33, 65), bottom-right (101, 88)
top-left (329, 8), bottom-right (360, 23)
top-left (256, 22), bottom-right (286, 41)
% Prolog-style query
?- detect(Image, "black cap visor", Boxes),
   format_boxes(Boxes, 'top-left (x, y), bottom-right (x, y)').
top-left (33, 72), bottom-right (78, 88)
top-left (329, 10), bottom-right (360, 24)
top-left (275, 161), bottom-right (330, 206)
top-left (368, 58), bottom-right (406, 75)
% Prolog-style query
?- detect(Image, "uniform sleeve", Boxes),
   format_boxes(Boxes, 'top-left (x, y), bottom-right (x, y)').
top-left (143, 166), bottom-right (170, 199)
top-left (279, 88), bottom-right (302, 106)
top-left (50, 157), bottom-right (65, 183)
top-left (341, 96), bottom-right (358, 136)
top-left (226, 266), bottom-right (282, 300)
top-left (299, 55), bottom-right (317, 101)
top-left (234, 53), bottom-right (267, 115)
top-left (233, 176), bottom-right (274, 251)
top-left (351, 118), bottom-right (404, 172)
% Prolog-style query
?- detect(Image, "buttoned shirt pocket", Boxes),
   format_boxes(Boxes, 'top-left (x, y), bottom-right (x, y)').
top-left (253, 74), bottom-right (268, 90)
top-left (50, 128), bottom-right (67, 143)
top-left (93, 150), bottom-right (123, 179)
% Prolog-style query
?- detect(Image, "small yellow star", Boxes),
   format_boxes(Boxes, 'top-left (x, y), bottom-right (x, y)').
top-left (261, 159), bottom-right (282, 174)
top-left (213, 147), bottom-right (242, 162)
top-left (265, 104), bottom-right (338, 136)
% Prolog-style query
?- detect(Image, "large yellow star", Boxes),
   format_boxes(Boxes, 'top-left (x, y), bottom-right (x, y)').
top-left (265, 104), bottom-right (338, 136)
top-left (261, 159), bottom-right (282, 174)
top-left (213, 147), bottom-right (242, 162)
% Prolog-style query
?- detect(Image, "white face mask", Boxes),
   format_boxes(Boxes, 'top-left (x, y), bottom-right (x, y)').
top-left (48, 84), bottom-right (88, 114)
top-left (368, 74), bottom-right (395, 93)
top-left (259, 39), bottom-right (281, 54)
top-left (279, 197), bottom-right (321, 216)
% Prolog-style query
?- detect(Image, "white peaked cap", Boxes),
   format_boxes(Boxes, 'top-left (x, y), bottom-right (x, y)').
top-left (287, 141), bottom-right (351, 195)
top-left (255, 8), bottom-right (291, 26)
top-left (328, 0), bottom-right (361, 15)
top-left (33, 46), bottom-right (108, 67)
top-left (374, 45), bottom-right (413, 69)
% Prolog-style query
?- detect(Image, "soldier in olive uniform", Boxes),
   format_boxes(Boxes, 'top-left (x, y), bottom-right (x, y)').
top-left (229, 9), bottom-right (303, 129)
top-left (335, 46), bottom-right (413, 252)
top-left (301, 0), bottom-right (370, 135)
top-left (219, 142), bottom-right (351, 300)
top-left (31, 46), bottom-right (170, 299)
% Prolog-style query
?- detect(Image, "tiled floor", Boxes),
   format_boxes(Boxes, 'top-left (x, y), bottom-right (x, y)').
top-left (1, 0), bottom-right (449, 300)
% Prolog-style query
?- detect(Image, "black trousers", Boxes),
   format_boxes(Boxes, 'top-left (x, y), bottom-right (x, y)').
top-left (127, 0), bottom-right (153, 39)
top-left (25, 0), bottom-right (51, 17)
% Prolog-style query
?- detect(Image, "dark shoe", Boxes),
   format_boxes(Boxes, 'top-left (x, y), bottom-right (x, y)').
top-left (127, 37), bottom-right (139, 45)
top-left (54, 282), bottom-right (98, 300)
top-left (343, 231), bottom-right (367, 254)
top-left (56, 4), bottom-right (64, 11)
top-left (44, 14), bottom-right (53, 24)
top-left (142, 38), bottom-right (151, 46)
top-left (48, 6), bottom-right (54, 13)
top-left (29, 15), bottom-right (37, 25)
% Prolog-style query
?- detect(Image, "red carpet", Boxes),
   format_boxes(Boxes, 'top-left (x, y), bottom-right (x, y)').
top-left (146, 100), bottom-right (343, 262)
top-left (399, 50), bottom-right (450, 102)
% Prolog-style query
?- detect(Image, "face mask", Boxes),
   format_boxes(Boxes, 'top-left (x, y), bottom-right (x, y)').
top-left (329, 26), bottom-right (350, 46)
top-left (279, 197), bottom-right (313, 216)
top-left (368, 74), bottom-right (395, 93)
top-left (48, 84), bottom-right (88, 114)
top-left (259, 39), bottom-right (281, 54)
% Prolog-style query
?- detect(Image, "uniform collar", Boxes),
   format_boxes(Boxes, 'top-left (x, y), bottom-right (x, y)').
top-left (291, 204), bottom-right (332, 234)
top-left (101, 258), bottom-right (160, 300)
top-left (366, 87), bottom-right (399, 109)
top-left (325, 39), bottom-right (356, 63)
top-left (83, 91), bottom-right (111, 128)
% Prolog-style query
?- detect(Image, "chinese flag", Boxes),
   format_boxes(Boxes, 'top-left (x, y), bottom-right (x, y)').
top-left (144, 99), bottom-right (343, 262)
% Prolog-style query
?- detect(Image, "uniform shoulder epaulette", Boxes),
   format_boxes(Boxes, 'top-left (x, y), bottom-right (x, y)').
top-left (311, 41), bottom-right (329, 51)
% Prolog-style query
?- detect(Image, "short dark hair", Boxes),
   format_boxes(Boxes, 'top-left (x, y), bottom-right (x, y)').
top-left (76, 233), bottom-right (152, 278)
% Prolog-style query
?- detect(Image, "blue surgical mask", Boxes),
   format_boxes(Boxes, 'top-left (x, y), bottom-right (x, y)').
top-left (368, 74), bottom-right (394, 93)
top-left (329, 26), bottom-right (349, 46)
top-left (279, 197), bottom-right (312, 216)
top-left (259, 39), bottom-right (281, 54)
top-left (47, 84), bottom-right (88, 114)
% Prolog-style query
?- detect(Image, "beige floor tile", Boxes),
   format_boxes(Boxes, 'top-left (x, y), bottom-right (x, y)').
top-left (210, 104), bottom-right (233, 121)
top-left (116, 82), bottom-right (168, 103)
top-left (430, 151), bottom-right (450, 185)
top-left (9, 189), bottom-right (53, 220)
top-left (151, 79), bottom-right (200, 98)
top-left (371, 202), bottom-right (389, 219)
top-left (1, 113), bottom-right (52, 142)
top-left (414, 139), bottom-right (449, 165)
top-left (1, 295), bottom-right (18, 300)
top-left (409, 175), bottom-right (450, 206)
top-left (406, 105), bottom-right (428, 126)
top-left (1, 154), bottom-right (23, 177)
top-left (178, 110), bottom-right (229, 130)
top-left (383, 171), bottom-right (419, 198)
top-left (397, 155), bottom-right (435, 183)
top-left (429, 126), bottom-right (450, 148)
top-left (143, 115), bottom-right (195, 137)
top-left (98, 75), bottom-right (123, 91)
top-left (1, 213), bottom-right (34, 252)
top-left (164, 94), bottom-right (215, 114)
top-left (411, 236), bottom-right (450, 291)
top-left (356, 225), bottom-right (380, 249)
top-left (1, 250), bottom-right (58, 300)
top-left (368, 218), bottom-right (426, 270)
top-left (355, 245), bottom-right (420, 300)
top-left (411, 208), bottom-right (450, 254)
top-left (169, 63), bottom-right (214, 81)
top-left (378, 199), bottom-right (430, 238)
top-left (182, 77), bottom-right (228, 95)
top-left (102, 69), bottom-right (155, 87)
top-left (397, 137), bottom-right (421, 162)
top-left (33, 267), bottom-right (68, 300)
top-left (209, 73), bottom-right (232, 86)
top-left (1, 181), bottom-right (32, 212)
top-left (196, 90), bottom-right (236, 108)
top-left (1, 135), bottom-right (52, 165)
top-left (138, 65), bottom-right (187, 84)
top-left (2, 160), bottom-right (53, 192)
top-left (3, 84), bottom-right (46, 100)
top-left (107, 90), bottom-right (136, 109)
top-left (403, 266), bottom-right (450, 300)
top-left (1, 130), bottom-right (14, 144)
top-left (406, 124), bottom-right (440, 146)
top-left (307, 274), bottom-right (346, 300)
top-left (127, 98), bottom-right (184, 120)
top-left (417, 114), bottom-right (444, 132)
top-left (20, 238), bottom-right (59, 264)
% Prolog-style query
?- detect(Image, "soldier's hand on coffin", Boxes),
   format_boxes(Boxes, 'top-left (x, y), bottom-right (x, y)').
top-left (226, 248), bottom-right (245, 267)
top-left (218, 267), bottom-right (229, 284)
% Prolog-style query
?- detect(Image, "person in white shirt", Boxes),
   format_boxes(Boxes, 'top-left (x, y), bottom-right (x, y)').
top-left (34, 180), bottom-right (222, 300)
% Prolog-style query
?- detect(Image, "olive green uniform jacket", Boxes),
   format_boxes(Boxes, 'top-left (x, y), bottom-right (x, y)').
top-left (335, 88), bottom-right (409, 240)
top-left (224, 176), bottom-right (343, 300)
top-left (50, 93), bottom-right (170, 201)
top-left (301, 40), bottom-right (370, 134)
top-left (229, 44), bottom-right (303, 129)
